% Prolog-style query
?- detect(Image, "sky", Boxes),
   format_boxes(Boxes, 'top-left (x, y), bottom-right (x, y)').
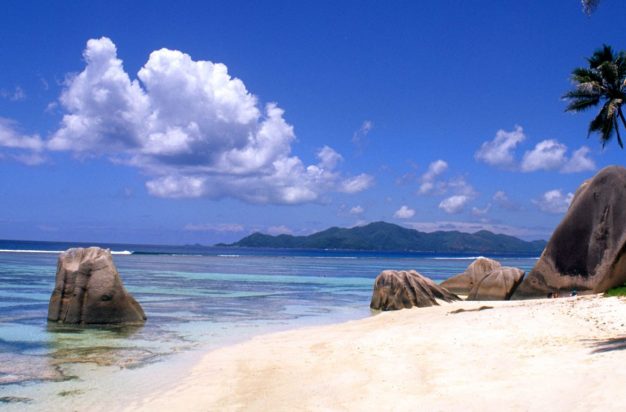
top-left (1, 0), bottom-right (625, 245)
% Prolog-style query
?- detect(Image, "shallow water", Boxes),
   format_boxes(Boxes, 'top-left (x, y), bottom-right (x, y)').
top-left (0, 247), bottom-right (536, 410)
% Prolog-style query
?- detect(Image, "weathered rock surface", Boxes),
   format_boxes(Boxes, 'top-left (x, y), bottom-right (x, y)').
top-left (48, 247), bottom-right (146, 324)
top-left (513, 166), bottom-right (626, 298)
top-left (440, 257), bottom-right (502, 295)
top-left (467, 267), bottom-right (525, 301)
top-left (370, 270), bottom-right (459, 311)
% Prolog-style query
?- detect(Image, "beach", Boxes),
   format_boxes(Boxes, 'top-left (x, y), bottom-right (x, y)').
top-left (128, 295), bottom-right (626, 411)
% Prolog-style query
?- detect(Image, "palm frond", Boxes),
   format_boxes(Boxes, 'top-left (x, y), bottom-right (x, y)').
top-left (588, 44), bottom-right (615, 69)
top-left (614, 115), bottom-right (624, 148)
top-left (598, 61), bottom-right (619, 87)
top-left (563, 88), bottom-right (601, 100)
top-left (571, 67), bottom-right (602, 84)
top-left (568, 44), bottom-right (626, 150)
top-left (588, 101), bottom-right (618, 147)
top-left (565, 96), bottom-right (601, 112)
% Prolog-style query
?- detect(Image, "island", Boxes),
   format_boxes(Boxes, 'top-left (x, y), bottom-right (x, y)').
top-left (219, 221), bottom-right (546, 254)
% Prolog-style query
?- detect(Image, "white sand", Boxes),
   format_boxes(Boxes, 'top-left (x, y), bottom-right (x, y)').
top-left (127, 295), bottom-right (626, 411)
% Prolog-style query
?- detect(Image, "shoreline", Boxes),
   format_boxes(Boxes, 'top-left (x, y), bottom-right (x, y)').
top-left (127, 295), bottom-right (626, 411)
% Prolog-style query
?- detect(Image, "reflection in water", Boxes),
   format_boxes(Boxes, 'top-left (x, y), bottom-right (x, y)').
top-left (0, 251), bottom-right (538, 409)
top-left (46, 323), bottom-right (153, 370)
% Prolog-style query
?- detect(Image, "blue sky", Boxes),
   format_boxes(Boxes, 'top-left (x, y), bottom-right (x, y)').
top-left (1, 1), bottom-right (625, 245)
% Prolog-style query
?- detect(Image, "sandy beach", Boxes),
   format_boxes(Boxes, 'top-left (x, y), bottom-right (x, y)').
top-left (126, 295), bottom-right (626, 411)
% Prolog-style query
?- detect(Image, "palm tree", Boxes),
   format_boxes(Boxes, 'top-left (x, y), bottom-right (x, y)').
top-left (563, 45), bottom-right (626, 148)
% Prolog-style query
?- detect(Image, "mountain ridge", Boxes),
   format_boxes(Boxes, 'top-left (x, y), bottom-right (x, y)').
top-left (218, 221), bottom-right (546, 254)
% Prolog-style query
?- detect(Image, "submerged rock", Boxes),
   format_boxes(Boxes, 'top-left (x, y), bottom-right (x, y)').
top-left (48, 247), bottom-right (146, 325)
top-left (440, 257), bottom-right (502, 295)
top-left (467, 267), bottom-right (525, 301)
top-left (513, 166), bottom-right (626, 298)
top-left (370, 270), bottom-right (459, 311)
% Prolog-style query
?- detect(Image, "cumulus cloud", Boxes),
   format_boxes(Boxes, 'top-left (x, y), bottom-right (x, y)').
top-left (439, 195), bottom-right (471, 214)
top-left (475, 126), bottom-right (525, 169)
top-left (418, 159), bottom-right (448, 194)
top-left (394, 205), bottom-right (415, 219)
top-left (476, 126), bottom-right (595, 174)
top-left (561, 146), bottom-right (596, 173)
top-left (349, 205), bottom-right (364, 215)
top-left (521, 140), bottom-right (595, 173)
top-left (46, 37), bottom-right (372, 204)
top-left (521, 140), bottom-right (567, 172)
top-left (533, 189), bottom-right (574, 214)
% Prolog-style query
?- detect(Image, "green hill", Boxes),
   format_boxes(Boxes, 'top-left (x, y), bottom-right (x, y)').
top-left (219, 221), bottom-right (546, 254)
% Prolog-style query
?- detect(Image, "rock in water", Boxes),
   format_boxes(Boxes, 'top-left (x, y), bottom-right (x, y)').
top-left (467, 267), bottom-right (525, 301)
top-left (47, 247), bottom-right (146, 324)
top-left (514, 166), bottom-right (626, 298)
top-left (370, 270), bottom-right (459, 311)
top-left (439, 257), bottom-right (502, 295)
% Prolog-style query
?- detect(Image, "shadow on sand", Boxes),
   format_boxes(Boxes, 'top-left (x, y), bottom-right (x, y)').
top-left (590, 336), bottom-right (626, 354)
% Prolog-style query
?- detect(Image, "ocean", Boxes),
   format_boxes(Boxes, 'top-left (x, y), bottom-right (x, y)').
top-left (0, 240), bottom-right (537, 410)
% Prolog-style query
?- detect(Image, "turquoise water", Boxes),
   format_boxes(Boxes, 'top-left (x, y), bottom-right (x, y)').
top-left (0, 245), bottom-right (537, 409)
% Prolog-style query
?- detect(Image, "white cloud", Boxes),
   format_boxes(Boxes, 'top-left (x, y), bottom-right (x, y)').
top-left (0, 118), bottom-right (46, 164)
top-left (394, 205), bottom-right (415, 219)
top-left (405, 221), bottom-right (549, 240)
top-left (317, 145), bottom-right (343, 169)
top-left (561, 146), bottom-right (596, 173)
top-left (477, 126), bottom-right (595, 174)
top-left (492, 190), bottom-right (521, 211)
top-left (0, 119), bottom-right (44, 151)
top-left (439, 195), bottom-right (470, 214)
top-left (521, 139), bottom-right (567, 172)
top-left (475, 125), bottom-right (525, 169)
top-left (446, 176), bottom-right (476, 197)
top-left (184, 223), bottom-right (245, 232)
top-left (12, 153), bottom-right (47, 165)
top-left (47, 37), bottom-right (372, 204)
top-left (533, 189), bottom-right (574, 214)
top-left (418, 159), bottom-right (448, 194)
top-left (471, 204), bottom-right (491, 216)
top-left (1, 86), bottom-right (26, 102)
top-left (339, 173), bottom-right (374, 193)
top-left (349, 205), bottom-right (364, 215)
top-left (352, 120), bottom-right (373, 154)
top-left (267, 225), bottom-right (293, 235)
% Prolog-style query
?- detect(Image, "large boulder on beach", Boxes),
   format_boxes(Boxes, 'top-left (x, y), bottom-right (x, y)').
top-left (467, 267), bottom-right (525, 301)
top-left (513, 166), bottom-right (626, 299)
top-left (370, 270), bottom-right (460, 311)
top-left (440, 257), bottom-right (502, 295)
top-left (47, 247), bottom-right (146, 324)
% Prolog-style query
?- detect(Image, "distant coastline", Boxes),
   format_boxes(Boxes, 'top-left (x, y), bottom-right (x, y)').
top-left (219, 221), bottom-right (547, 255)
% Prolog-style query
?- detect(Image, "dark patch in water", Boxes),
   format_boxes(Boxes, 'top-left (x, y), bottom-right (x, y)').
top-left (57, 389), bottom-right (83, 397)
top-left (0, 338), bottom-right (47, 353)
top-left (0, 396), bottom-right (33, 404)
top-left (47, 322), bottom-right (144, 338)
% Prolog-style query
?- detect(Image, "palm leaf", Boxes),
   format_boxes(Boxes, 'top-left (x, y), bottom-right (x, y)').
top-left (571, 67), bottom-right (603, 84)
top-left (598, 61), bottom-right (619, 87)
top-left (588, 45), bottom-right (614, 69)
top-left (565, 96), bottom-right (601, 112)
